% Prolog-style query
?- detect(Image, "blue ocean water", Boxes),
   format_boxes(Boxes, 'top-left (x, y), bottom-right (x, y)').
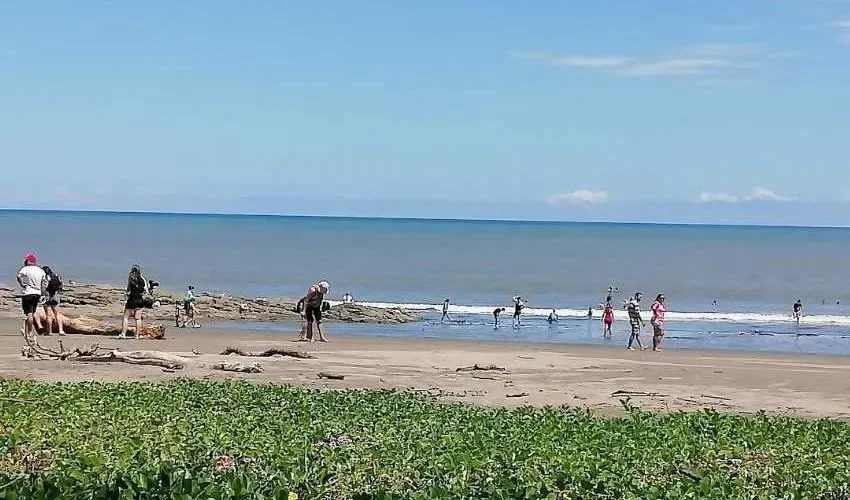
top-left (2, 210), bottom-right (850, 353)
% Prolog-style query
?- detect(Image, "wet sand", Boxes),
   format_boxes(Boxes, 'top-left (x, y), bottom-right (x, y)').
top-left (3, 318), bottom-right (850, 419)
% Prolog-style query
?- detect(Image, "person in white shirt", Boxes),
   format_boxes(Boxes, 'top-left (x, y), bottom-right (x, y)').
top-left (17, 253), bottom-right (46, 338)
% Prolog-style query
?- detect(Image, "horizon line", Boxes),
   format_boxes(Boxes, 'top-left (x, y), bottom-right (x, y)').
top-left (2, 207), bottom-right (849, 230)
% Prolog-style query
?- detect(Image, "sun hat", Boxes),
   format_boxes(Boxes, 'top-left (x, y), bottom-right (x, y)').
top-left (318, 281), bottom-right (330, 292)
top-left (23, 253), bottom-right (37, 264)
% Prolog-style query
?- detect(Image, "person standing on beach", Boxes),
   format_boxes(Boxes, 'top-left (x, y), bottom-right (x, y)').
top-left (17, 254), bottom-right (46, 338)
top-left (181, 285), bottom-right (200, 328)
top-left (512, 296), bottom-right (525, 329)
top-left (650, 294), bottom-right (666, 352)
top-left (793, 300), bottom-right (803, 325)
top-left (441, 298), bottom-right (451, 323)
top-left (119, 265), bottom-right (146, 339)
top-left (40, 266), bottom-right (65, 336)
top-left (493, 307), bottom-right (505, 328)
top-left (626, 293), bottom-right (646, 351)
top-left (302, 281), bottom-right (330, 342)
top-left (602, 303), bottom-right (615, 338)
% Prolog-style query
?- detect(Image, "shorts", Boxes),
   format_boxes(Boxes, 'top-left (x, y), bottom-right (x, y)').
top-left (184, 301), bottom-right (193, 314)
top-left (45, 294), bottom-right (60, 307)
top-left (629, 322), bottom-right (641, 335)
top-left (21, 294), bottom-right (40, 315)
top-left (305, 304), bottom-right (322, 324)
top-left (652, 323), bottom-right (664, 335)
top-left (125, 296), bottom-right (145, 311)
top-left (604, 318), bottom-right (613, 326)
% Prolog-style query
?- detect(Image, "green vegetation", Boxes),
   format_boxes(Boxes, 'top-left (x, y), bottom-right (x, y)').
top-left (1, 379), bottom-right (849, 499)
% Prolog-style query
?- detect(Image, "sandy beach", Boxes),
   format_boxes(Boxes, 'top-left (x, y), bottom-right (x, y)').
top-left (4, 318), bottom-right (850, 419)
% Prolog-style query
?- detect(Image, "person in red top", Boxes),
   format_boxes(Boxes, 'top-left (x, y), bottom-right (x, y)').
top-left (602, 304), bottom-right (615, 338)
top-left (650, 294), bottom-right (667, 352)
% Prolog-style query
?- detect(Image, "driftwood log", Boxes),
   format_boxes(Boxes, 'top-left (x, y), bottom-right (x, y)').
top-left (220, 347), bottom-right (315, 359)
top-left (20, 328), bottom-right (185, 369)
top-left (456, 364), bottom-right (506, 372)
top-left (34, 312), bottom-right (166, 339)
top-left (317, 371), bottom-right (345, 380)
top-left (212, 361), bottom-right (263, 373)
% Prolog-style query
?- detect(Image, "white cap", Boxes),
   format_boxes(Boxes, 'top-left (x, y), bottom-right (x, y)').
top-left (318, 281), bottom-right (330, 292)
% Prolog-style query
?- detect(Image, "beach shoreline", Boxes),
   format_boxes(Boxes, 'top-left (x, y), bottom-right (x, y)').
top-left (4, 318), bottom-right (850, 419)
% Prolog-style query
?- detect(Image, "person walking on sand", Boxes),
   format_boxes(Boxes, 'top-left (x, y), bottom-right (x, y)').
top-left (650, 293), bottom-right (667, 352)
top-left (547, 309), bottom-right (559, 324)
top-left (181, 285), bottom-right (201, 328)
top-left (793, 299), bottom-right (803, 325)
top-left (119, 265), bottom-right (146, 339)
top-left (40, 266), bottom-right (65, 336)
top-left (441, 298), bottom-right (451, 323)
top-left (17, 253), bottom-right (46, 338)
top-left (602, 303), bottom-right (615, 338)
top-left (512, 296), bottom-right (525, 329)
top-left (302, 281), bottom-right (330, 342)
top-left (493, 307), bottom-right (505, 328)
top-left (626, 292), bottom-right (646, 351)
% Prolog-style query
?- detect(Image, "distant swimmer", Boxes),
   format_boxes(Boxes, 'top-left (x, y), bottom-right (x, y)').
top-left (512, 296), bottom-right (525, 329)
top-left (441, 298), bottom-right (451, 323)
top-left (342, 292), bottom-right (354, 304)
top-left (547, 309), bottom-right (559, 324)
top-left (587, 307), bottom-right (593, 319)
top-left (626, 293), bottom-right (646, 351)
top-left (493, 307), bottom-right (506, 328)
top-left (602, 303), bottom-right (614, 338)
top-left (793, 300), bottom-right (803, 325)
top-left (712, 300), bottom-right (718, 307)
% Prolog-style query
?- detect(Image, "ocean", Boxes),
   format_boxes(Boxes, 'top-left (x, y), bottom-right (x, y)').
top-left (2, 210), bottom-right (849, 354)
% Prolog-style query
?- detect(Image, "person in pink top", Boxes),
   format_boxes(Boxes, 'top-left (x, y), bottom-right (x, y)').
top-left (650, 293), bottom-right (666, 352)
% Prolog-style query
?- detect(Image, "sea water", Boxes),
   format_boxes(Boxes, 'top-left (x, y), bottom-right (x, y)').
top-left (2, 210), bottom-right (849, 354)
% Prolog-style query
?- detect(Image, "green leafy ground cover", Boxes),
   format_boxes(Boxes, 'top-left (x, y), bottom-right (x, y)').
top-left (1, 379), bottom-right (849, 499)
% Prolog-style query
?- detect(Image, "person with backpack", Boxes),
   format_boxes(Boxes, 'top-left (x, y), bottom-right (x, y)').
top-left (40, 266), bottom-right (65, 336)
top-left (119, 264), bottom-right (147, 339)
top-left (17, 253), bottom-right (46, 338)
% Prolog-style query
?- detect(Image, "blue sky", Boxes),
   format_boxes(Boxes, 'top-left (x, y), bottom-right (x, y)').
top-left (1, 1), bottom-right (849, 224)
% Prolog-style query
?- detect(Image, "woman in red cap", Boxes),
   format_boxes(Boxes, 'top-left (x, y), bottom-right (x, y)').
top-left (17, 253), bottom-right (46, 338)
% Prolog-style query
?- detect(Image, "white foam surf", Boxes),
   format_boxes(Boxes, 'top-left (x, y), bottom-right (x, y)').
top-left (329, 301), bottom-right (850, 326)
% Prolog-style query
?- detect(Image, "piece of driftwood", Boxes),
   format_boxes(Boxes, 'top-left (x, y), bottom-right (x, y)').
top-left (74, 350), bottom-right (186, 370)
top-left (456, 364), bottom-right (505, 372)
top-left (471, 373), bottom-right (502, 380)
top-left (610, 390), bottom-right (670, 398)
top-left (20, 328), bottom-right (185, 369)
top-left (35, 313), bottom-right (166, 339)
top-left (220, 347), bottom-right (315, 359)
top-left (212, 362), bottom-right (263, 373)
top-left (317, 371), bottom-right (345, 380)
top-left (506, 392), bottom-right (529, 398)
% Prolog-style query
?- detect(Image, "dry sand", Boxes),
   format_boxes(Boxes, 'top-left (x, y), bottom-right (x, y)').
top-left (3, 318), bottom-right (850, 419)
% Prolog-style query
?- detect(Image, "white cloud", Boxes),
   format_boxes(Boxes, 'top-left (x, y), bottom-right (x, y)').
top-left (829, 19), bottom-right (850, 42)
top-left (546, 190), bottom-right (610, 206)
top-left (513, 43), bottom-right (793, 80)
top-left (745, 187), bottom-right (796, 202)
top-left (697, 187), bottom-right (795, 204)
top-left (698, 192), bottom-right (740, 203)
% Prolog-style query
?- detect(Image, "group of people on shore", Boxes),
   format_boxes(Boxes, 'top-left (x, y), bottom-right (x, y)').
top-left (442, 286), bottom-right (668, 352)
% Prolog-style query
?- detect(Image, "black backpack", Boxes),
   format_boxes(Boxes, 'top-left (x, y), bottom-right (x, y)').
top-left (46, 275), bottom-right (63, 294)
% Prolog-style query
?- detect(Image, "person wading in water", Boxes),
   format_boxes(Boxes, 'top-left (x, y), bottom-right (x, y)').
top-left (626, 292), bottom-right (646, 351)
top-left (650, 293), bottom-right (667, 352)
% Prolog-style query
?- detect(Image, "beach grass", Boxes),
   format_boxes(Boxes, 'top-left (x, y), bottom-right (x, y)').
top-left (1, 379), bottom-right (849, 499)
